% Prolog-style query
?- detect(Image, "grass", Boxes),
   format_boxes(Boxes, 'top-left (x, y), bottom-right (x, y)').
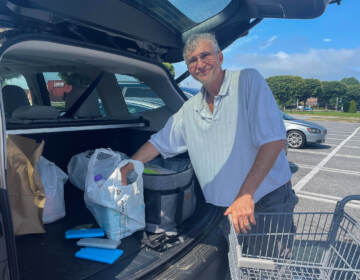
top-left (285, 110), bottom-right (360, 118)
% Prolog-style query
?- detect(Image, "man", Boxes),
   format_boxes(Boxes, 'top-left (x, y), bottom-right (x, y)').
top-left (121, 32), bottom-right (297, 268)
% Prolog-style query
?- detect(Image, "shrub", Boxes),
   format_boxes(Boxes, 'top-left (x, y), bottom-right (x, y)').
top-left (349, 100), bottom-right (357, 113)
top-left (343, 101), bottom-right (350, 112)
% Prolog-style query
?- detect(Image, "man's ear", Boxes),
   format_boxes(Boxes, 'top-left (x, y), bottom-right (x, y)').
top-left (219, 51), bottom-right (224, 64)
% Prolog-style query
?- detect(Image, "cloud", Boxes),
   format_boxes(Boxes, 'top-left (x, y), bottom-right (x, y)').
top-left (323, 38), bottom-right (332, 43)
top-left (228, 48), bottom-right (360, 80)
top-left (260, 35), bottom-right (278, 50)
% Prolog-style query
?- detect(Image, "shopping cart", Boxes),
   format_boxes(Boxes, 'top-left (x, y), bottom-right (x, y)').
top-left (228, 195), bottom-right (360, 280)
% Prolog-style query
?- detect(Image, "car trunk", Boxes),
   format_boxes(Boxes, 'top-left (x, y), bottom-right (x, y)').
top-left (12, 127), bottom-right (218, 280)
top-left (0, 36), bottom-right (223, 280)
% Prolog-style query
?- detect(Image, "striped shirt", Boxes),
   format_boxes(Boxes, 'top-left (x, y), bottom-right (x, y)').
top-left (150, 69), bottom-right (291, 207)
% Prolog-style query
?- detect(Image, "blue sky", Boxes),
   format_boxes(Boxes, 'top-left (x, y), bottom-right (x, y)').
top-left (176, 0), bottom-right (360, 89)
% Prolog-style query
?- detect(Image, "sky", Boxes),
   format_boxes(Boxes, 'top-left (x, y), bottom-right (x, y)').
top-left (176, 0), bottom-right (360, 89)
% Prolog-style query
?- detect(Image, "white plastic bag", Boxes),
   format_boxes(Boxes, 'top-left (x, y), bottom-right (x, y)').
top-left (37, 156), bottom-right (68, 224)
top-left (67, 149), bottom-right (126, 191)
top-left (84, 148), bottom-right (145, 240)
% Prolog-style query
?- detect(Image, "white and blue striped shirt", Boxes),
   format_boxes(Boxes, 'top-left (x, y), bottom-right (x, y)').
top-left (150, 69), bottom-right (291, 207)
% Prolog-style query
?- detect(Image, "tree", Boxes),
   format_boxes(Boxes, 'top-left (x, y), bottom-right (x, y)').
top-left (266, 75), bottom-right (305, 108)
top-left (162, 62), bottom-right (175, 78)
top-left (343, 84), bottom-right (360, 108)
top-left (319, 81), bottom-right (346, 109)
top-left (341, 77), bottom-right (359, 86)
top-left (303, 78), bottom-right (321, 104)
top-left (0, 73), bottom-right (21, 85)
top-left (349, 100), bottom-right (357, 113)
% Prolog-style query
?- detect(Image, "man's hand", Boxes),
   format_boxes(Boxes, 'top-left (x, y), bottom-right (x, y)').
top-left (224, 193), bottom-right (256, 234)
top-left (120, 162), bottom-right (134, 185)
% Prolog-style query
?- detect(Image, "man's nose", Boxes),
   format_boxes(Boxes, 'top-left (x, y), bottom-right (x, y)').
top-left (196, 58), bottom-right (206, 68)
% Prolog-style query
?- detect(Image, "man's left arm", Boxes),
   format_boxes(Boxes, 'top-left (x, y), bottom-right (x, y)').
top-left (224, 139), bottom-right (286, 234)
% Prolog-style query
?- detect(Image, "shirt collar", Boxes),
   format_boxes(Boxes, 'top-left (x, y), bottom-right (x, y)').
top-left (200, 70), bottom-right (231, 99)
top-left (195, 70), bottom-right (231, 117)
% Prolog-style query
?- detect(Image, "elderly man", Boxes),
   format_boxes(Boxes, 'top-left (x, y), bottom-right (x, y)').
top-left (121, 32), bottom-right (297, 273)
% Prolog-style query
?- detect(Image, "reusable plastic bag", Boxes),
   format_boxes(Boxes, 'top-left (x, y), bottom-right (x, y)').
top-left (67, 149), bottom-right (127, 191)
top-left (37, 156), bottom-right (68, 224)
top-left (84, 148), bottom-right (145, 240)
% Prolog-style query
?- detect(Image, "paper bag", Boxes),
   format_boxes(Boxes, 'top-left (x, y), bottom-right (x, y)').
top-left (6, 135), bottom-right (46, 235)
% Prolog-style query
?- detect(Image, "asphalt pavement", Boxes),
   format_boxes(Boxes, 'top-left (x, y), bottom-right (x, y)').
top-left (287, 117), bottom-right (360, 221)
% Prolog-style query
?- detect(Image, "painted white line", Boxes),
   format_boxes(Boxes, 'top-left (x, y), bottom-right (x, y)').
top-left (293, 126), bottom-right (360, 192)
top-left (297, 193), bottom-right (360, 209)
top-left (327, 137), bottom-right (352, 141)
top-left (290, 163), bottom-right (360, 176)
top-left (289, 149), bottom-right (360, 159)
top-left (327, 144), bottom-right (360, 149)
top-left (299, 191), bottom-right (360, 206)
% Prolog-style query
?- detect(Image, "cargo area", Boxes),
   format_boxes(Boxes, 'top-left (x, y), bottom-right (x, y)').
top-left (12, 127), bottom-right (218, 280)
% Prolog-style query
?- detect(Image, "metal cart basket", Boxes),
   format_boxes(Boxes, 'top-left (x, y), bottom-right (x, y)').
top-left (228, 195), bottom-right (360, 280)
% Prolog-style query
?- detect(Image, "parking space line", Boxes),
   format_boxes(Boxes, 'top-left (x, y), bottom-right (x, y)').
top-left (327, 138), bottom-right (360, 142)
top-left (327, 144), bottom-right (360, 149)
top-left (290, 163), bottom-right (360, 175)
top-left (293, 126), bottom-right (360, 192)
top-left (297, 192), bottom-right (360, 209)
top-left (289, 149), bottom-right (360, 159)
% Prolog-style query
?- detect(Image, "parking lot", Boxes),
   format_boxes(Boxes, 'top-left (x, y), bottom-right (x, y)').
top-left (287, 118), bottom-right (360, 221)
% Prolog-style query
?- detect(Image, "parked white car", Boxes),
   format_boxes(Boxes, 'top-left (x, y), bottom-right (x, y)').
top-left (282, 112), bottom-right (327, 149)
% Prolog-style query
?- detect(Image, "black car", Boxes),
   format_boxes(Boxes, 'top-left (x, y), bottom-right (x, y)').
top-left (0, 1), bottom-right (337, 280)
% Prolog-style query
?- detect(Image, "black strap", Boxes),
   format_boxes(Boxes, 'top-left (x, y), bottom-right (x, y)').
top-left (143, 179), bottom-right (193, 196)
top-left (63, 72), bottom-right (104, 118)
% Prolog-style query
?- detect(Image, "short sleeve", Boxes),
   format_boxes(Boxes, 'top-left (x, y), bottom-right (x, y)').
top-left (245, 69), bottom-right (286, 148)
top-left (149, 107), bottom-right (187, 158)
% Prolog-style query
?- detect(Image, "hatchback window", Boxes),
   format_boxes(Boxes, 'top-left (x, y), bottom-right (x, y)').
top-left (44, 72), bottom-right (105, 117)
top-left (116, 74), bottom-right (165, 114)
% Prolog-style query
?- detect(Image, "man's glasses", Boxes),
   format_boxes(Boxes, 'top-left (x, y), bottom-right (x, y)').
top-left (186, 51), bottom-right (218, 69)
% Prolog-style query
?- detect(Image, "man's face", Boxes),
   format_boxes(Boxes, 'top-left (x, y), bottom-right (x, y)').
top-left (186, 40), bottom-right (223, 86)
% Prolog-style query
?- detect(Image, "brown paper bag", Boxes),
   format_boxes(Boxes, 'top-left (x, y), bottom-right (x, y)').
top-left (6, 135), bottom-right (46, 235)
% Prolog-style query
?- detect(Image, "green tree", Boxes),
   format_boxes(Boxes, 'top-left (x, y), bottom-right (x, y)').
top-left (349, 100), bottom-right (357, 113)
top-left (341, 77), bottom-right (359, 86)
top-left (266, 75), bottom-right (305, 108)
top-left (344, 84), bottom-right (360, 108)
top-left (162, 62), bottom-right (175, 78)
top-left (302, 78), bottom-right (322, 104)
top-left (319, 81), bottom-right (346, 109)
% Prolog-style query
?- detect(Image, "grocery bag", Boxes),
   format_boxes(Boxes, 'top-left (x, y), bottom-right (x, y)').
top-left (67, 149), bottom-right (127, 191)
top-left (37, 156), bottom-right (68, 224)
top-left (6, 135), bottom-right (46, 235)
top-left (84, 148), bottom-right (145, 240)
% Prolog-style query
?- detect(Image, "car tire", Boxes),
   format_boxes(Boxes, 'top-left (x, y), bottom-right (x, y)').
top-left (287, 130), bottom-right (306, 149)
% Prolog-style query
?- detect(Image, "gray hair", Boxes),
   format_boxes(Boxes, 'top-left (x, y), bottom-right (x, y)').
top-left (183, 33), bottom-right (221, 62)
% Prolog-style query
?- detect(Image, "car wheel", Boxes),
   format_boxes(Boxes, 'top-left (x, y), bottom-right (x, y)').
top-left (287, 130), bottom-right (306, 149)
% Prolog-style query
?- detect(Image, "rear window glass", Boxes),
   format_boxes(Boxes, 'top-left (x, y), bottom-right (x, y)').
top-left (168, 0), bottom-right (231, 23)
top-left (44, 72), bottom-right (105, 117)
top-left (116, 74), bottom-right (165, 114)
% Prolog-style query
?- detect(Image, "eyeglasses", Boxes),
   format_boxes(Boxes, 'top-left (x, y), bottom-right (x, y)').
top-left (186, 51), bottom-right (218, 69)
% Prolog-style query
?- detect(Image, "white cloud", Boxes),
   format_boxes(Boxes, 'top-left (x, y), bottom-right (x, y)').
top-left (260, 35), bottom-right (278, 50)
top-left (227, 48), bottom-right (360, 80)
top-left (323, 38), bottom-right (332, 43)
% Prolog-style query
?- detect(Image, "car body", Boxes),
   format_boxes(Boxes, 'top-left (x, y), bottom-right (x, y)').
top-left (0, 1), bottom-right (336, 280)
top-left (282, 112), bottom-right (327, 149)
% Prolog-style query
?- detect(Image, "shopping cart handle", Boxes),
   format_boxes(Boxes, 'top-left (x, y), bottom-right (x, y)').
top-left (338, 195), bottom-right (360, 210)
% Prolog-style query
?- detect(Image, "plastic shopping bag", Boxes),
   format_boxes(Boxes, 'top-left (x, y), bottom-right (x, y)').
top-left (37, 156), bottom-right (68, 224)
top-left (67, 149), bottom-right (127, 191)
top-left (84, 148), bottom-right (145, 240)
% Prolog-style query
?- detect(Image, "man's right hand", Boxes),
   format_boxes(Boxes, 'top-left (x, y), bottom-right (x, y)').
top-left (120, 162), bottom-right (134, 185)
